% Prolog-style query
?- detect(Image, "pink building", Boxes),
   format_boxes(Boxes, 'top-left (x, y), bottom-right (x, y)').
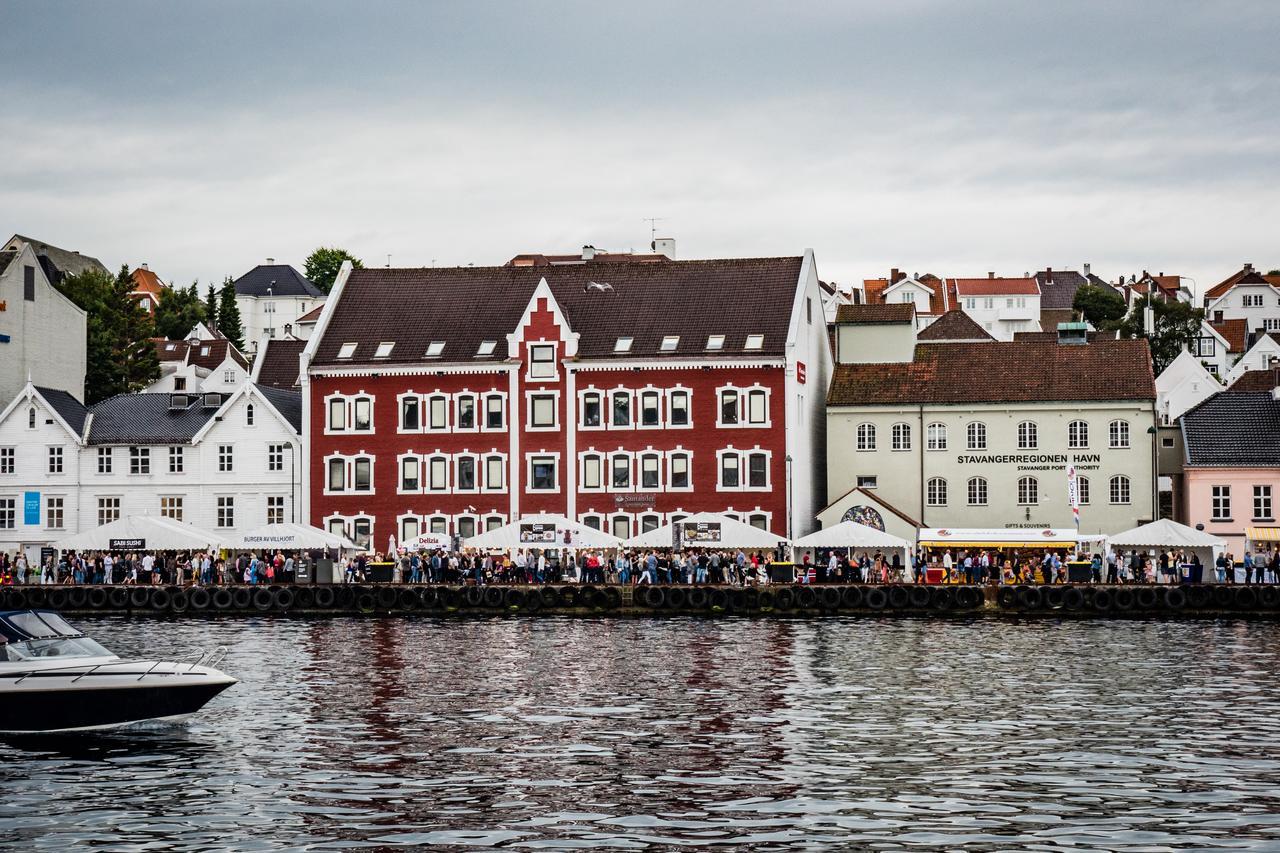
top-left (1180, 384), bottom-right (1280, 557)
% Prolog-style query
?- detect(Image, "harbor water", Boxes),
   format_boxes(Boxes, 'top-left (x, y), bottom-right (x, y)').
top-left (3, 616), bottom-right (1280, 850)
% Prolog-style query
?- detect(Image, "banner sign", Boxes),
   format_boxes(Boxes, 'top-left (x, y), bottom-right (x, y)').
top-left (682, 521), bottom-right (722, 544)
top-left (1066, 465), bottom-right (1080, 530)
top-left (519, 523), bottom-right (556, 544)
top-left (109, 538), bottom-right (146, 550)
top-left (23, 492), bottom-right (39, 526)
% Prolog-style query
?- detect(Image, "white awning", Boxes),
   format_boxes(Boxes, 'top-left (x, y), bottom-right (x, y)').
top-left (622, 512), bottom-right (784, 550)
top-left (401, 532), bottom-right (453, 551)
top-left (462, 514), bottom-right (623, 550)
top-left (917, 527), bottom-right (1079, 548)
top-left (231, 522), bottom-right (357, 552)
top-left (53, 516), bottom-right (227, 552)
top-left (1109, 518), bottom-right (1226, 549)
top-left (793, 520), bottom-right (913, 551)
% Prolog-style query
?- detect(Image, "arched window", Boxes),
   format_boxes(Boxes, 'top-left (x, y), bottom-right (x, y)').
top-left (891, 423), bottom-right (912, 451)
top-left (927, 422), bottom-right (948, 451)
top-left (245, 403), bottom-right (254, 426)
top-left (28, 407), bottom-right (36, 429)
top-left (1017, 476), bottom-right (1039, 505)
top-left (967, 421), bottom-right (986, 451)
top-left (856, 423), bottom-right (876, 451)
top-left (1109, 420), bottom-right (1130, 449)
top-left (1109, 475), bottom-right (1131, 504)
top-left (1068, 419), bottom-right (1089, 448)
top-left (967, 477), bottom-right (988, 506)
top-left (1078, 476), bottom-right (1090, 505)
top-left (926, 477), bottom-right (948, 506)
top-left (1017, 421), bottom-right (1038, 450)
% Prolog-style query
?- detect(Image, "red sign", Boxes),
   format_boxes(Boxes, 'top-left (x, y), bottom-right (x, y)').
top-left (797, 361), bottom-right (807, 384)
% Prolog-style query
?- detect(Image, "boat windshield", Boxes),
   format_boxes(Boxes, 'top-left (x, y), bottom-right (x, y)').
top-left (3, 636), bottom-right (115, 662)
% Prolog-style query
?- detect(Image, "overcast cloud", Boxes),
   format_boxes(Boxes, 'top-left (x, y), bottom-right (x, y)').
top-left (2, 1), bottom-right (1277, 295)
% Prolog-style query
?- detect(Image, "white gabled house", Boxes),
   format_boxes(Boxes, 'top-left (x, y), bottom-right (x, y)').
top-left (1155, 349), bottom-right (1222, 425)
top-left (0, 381), bottom-right (302, 564)
top-left (148, 336), bottom-right (251, 394)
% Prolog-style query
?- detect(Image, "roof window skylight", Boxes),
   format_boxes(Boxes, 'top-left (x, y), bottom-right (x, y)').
top-left (477, 340), bottom-right (497, 356)
top-left (660, 336), bottom-right (680, 352)
top-left (744, 334), bottom-right (764, 350)
top-left (614, 337), bottom-right (633, 353)
top-left (705, 335), bottom-right (725, 351)
top-left (336, 342), bottom-right (357, 360)
top-left (425, 341), bottom-right (446, 358)
top-left (374, 342), bottom-right (395, 359)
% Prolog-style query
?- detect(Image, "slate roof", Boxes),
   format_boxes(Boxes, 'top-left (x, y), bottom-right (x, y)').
top-left (1182, 391), bottom-right (1280, 466)
top-left (828, 339), bottom-right (1155, 406)
top-left (312, 258), bottom-right (803, 366)
top-left (834, 303), bottom-right (915, 325)
top-left (232, 264), bottom-right (323, 298)
top-left (0, 251), bottom-right (15, 278)
top-left (86, 393), bottom-right (222, 445)
top-left (255, 385), bottom-right (302, 434)
top-left (1226, 370), bottom-right (1277, 393)
top-left (1033, 269), bottom-right (1090, 310)
top-left (254, 338), bottom-right (305, 388)
top-left (917, 310), bottom-right (995, 342)
top-left (6, 234), bottom-right (108, 283)
top-left (951, 277), bottom-right (1039, 297)
top-left (34, 386), bottom-right (88, 435)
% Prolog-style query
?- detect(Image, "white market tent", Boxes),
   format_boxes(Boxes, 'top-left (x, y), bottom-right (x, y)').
top-left (462, 513), bottom-right (623, 551)
top-left (231, 522), bottom-right (357, 552)
top-left (622, 511), bottom-right (783, 551)
top-left (54, 515), bottom-right (227, 552)
top-left (1108, 518), bottom-right (1225, 578)
top-left (401, 532), bottom-right (453, 552)
top-left (793, 521), bottom-right (913, 558)
top-left (917, 528), bottom-right (1080, 549)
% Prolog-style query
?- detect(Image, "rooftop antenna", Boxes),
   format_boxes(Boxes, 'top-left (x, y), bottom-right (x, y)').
top-left (642, 216), bottom-right (665, 251)
top-left (386, 254), bottom-right (391, 268)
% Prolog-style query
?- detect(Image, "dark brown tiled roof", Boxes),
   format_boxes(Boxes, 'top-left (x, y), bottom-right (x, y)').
top-left (313, 258), bottom-right (803, 366)
top-left (917, 310), bottom-right (995, 342)
top-left (1226, 369), bottom-right (1278, 393)
top-left (1210, 319), bottom-right (1248, 353)
top-left (1039, 308), bottom-right (1076, 331)
top-left (827, 339), bottom-right (1155, 406)
top-left (254, 338), bottom-right (306, 389)
top-left (296, 305), bottom-right (323, 323)
top-left (834, 303), bottom-right (915, 325)
top-left (507, 252), bottom-right (670, 267)
top-left (1032, 269), bottom-right (1089, 310)
top-left (153, 338), bottom-right (188, 362)
top-left (188, 339), bottom-right (248, 371)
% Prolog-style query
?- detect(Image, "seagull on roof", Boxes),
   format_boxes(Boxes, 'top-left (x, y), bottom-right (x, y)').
top-left (585, 281), bottom-right (613, 292)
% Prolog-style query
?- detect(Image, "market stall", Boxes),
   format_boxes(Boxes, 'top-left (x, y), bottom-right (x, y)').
top-left (917, 527), bottom-right (1080, 582)
top-left (792, 520), bottom-right (913, 575)
top-left (231, 522), bottom-right (357, 553)
top-left (621, 512), bottom-right (784, 551)
top-left (53, 515), bottom-right (227, 553)
top-left (401, 532), bottom-right (453, 552)
top-left (1109, 518), bottom-right (1225, 583)
top-left (461, 513), bottom-right (623, 551)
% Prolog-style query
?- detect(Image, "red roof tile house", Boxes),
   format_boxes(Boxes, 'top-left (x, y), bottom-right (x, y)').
top-left (300, 253), bottom-right (831, 548)
top-left (129, 264), bottom-right (168, 315)
top-left (949, 275), bottom-right (1041, 341)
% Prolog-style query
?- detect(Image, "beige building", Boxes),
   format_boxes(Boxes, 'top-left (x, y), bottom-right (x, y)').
top-left (822, 309), bottom-right (1158, 538)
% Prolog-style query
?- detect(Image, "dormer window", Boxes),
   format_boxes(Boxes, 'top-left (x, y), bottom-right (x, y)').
top-left (706, 335), bottom-right (725, 351)
top-left (744, 334), bottom-right (764, 350)
top-left (336, 342), bottom-right (357, 360)
top-left (164, 343), bottom-right (177, 352)
top-left (614, 337), bottom-right (633, 353)
top-left (477, 340), bottom-right (497, 356)
top-left (374, 342), bottom-right (395, 359)
top-left (425, 341), bottom-right (446, 358)
top-left (200, 346), bottom-right (210, 357)
top-left (660, 336), bottom-right (680, 352)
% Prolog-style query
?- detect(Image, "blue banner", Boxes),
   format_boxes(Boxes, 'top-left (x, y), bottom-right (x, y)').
top-left (23, 492), bottom-right (40, 526)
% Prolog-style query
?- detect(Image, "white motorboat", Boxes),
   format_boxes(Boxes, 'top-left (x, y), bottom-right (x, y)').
top-left (0, 610), bottom-right (236, 734)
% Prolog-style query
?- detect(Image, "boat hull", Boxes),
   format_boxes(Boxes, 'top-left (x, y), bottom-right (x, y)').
top-left (0, 678), bottom-right (234, 734)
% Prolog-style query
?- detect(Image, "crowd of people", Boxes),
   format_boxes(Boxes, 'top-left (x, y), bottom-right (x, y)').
top-left (4, 544), bottom-right (1280, 587)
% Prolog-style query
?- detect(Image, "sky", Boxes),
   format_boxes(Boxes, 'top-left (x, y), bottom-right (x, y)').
top-left (2, 1), bottom-right (1278, 298)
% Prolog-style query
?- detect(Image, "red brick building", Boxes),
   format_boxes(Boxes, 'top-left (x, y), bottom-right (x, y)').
top-left (300, 252), bottom-right (830, 548)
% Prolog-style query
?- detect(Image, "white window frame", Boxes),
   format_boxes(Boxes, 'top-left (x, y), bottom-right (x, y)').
top-left (608, 449), bottom-right (636, 492)
top-left (266, 495), bottom-right (285, 525)
top-left (130, 446), bottom-right (151, 475)
top-left (967, 477), bottom-right (988, 506)
top-left (579, 451), bottom-right (605, 492)
top-left (665, 386), bottom-right (693, 429)
top-left (637, 388), bottom-right (663, 429)
top-left (891, 423), bottom-right (912, 452)
top-left (454, 453), bottom-right (479, 493)
top-left (967, 421), bottom-right (987, 451)
top-left (45, 495), bottom-right (64, 530)
top-left (1017, 421), bottom-right (1038, 450)
top-left (638, 451), bottom-right (662, 490)
top-left (638, 511), bottom-right (663, 533)
top-left (168, 446), bottom-right (184, 474)
top-left (1109, 475), bottom-right (1131, 505)
top-left (926, 477), bottom-right (948, 507)
top-left (1109, 419), bottom-right (1130, 449)
top-left (526, 452), bottom-right (560, 493)
top-left (398, 513), bottom-right (421, 543)
top-left (47, 445), bottom-right (63, 475)
top-left (216, 496), bottom-right (235, 529)
top-left (579, 389), bottom-right (605, 430)
top-left (1078, 476), bottom-right (1090, 505)
top-left (0, 447), bottom-right (15, 476)
top-left (398, 392), bottom-right (423, 433)
top-left (926, 422), bottom-right (947, 451)
top-left (744, 386), bottom-right (770, 427)
top-left (1017, 476), bottom-right (1039, 506)
top-left (608, 388), bottom-right (634, 430)
top-left (580, 512), bottom-right (605, 531)
top-left (217, 444), bottom-right (233, 473)
top-left (1211, 485), bottom-right (1231, 520)
top-left (425, 394), bottom-right (450, 432)
top-left (481, 394), bottom-right (506, 432)
top-left (455, 514), bottom-right (479, 540)
top-left (95, 447), bottom-right (111, 474)
top-left (1068, 419), bottom-right (1089, 449)
top-left (667, 449), bottom-right (693, 491)
top-left (454, 393), bottom-right (479, 432)
top-left (743, 449), bottom-right (771, 491)
top-left (527, 342), bottom-right (558, 380)
top-left (526, 390), bottom-right (560, 431)
top-left (398, 453), bottom-right (422, 494)
top-left (482, 453), bottom-right (507, 492)
top-left (609, 512), bottom-right (633, 540)
top-left (1255, 484), bottom-right (1274, 520)
top-left (717, 387), bottom-right (741, 427)
top-left (856, 423), bottom-right (876, 451)
top-left (425, 453), bottom-right (450, 492)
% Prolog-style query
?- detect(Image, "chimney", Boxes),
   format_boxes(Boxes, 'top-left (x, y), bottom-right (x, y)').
top-left (266, 257), bottom-right (275, 264)
top-left (141, 262), bottom-right (149, 271)
top-left (1045, 267), bottom-right (1053, 284)
top-left (1083, 262), bottom-right (1091, 276)
top-left (1245, 263), bottom-right (1254, 272)
top-left (582, 245), bottom-right (597, 261)
top-left (890, 267), bottom-right (900, 284)
top-left (988, 271), bottom-right (995, 279)
top-left (652, 237), bottom-right (676, 259)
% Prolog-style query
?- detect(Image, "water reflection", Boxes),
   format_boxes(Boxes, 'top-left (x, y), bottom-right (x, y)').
top-left (2, 616), bottom-right (1280, 849)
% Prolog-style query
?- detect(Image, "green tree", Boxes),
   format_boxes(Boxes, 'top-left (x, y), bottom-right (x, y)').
top-left (55, 265), bottom-right (160, 403)
top-left (1117, 295), bottom-right (1205, 375)
top-left (217, 278), bottom-right (245, 351)
top-left (304, 246), bottom-right (363, 294)
top-left (204, 283), bottom-right (219, 332)
top-left (154, 283), bottom-right (207, 340)
top-left (1072, 283), bottom-right (1128, 330)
